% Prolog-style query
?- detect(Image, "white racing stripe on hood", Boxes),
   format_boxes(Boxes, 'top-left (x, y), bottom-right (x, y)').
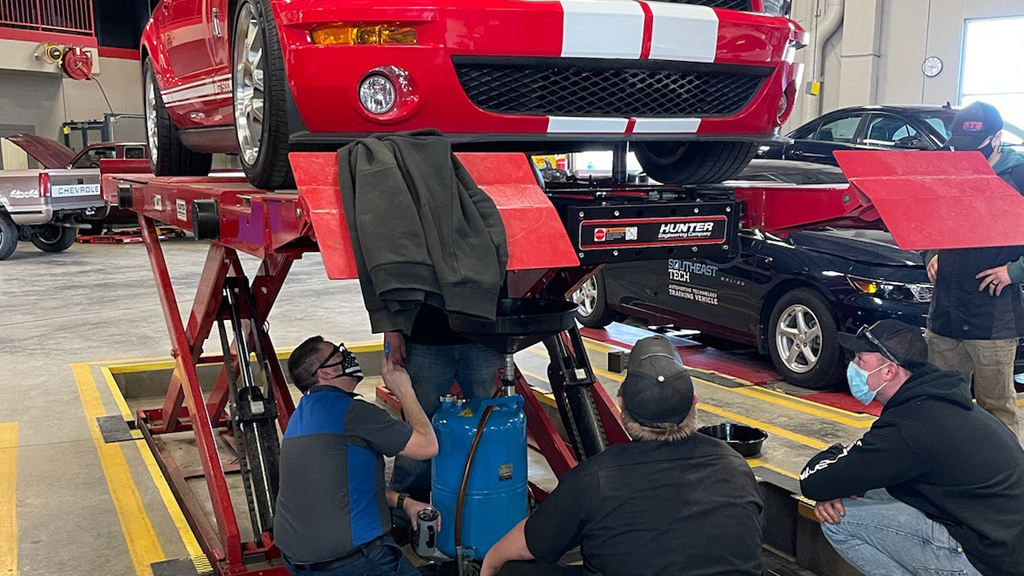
top-left (647, 2), bottom-right (719, 62)
top-left (560, 0), bottom-right (645, 59)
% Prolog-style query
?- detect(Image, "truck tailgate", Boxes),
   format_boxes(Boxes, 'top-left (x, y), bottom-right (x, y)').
top-left (46, 168), bottom-right (104, 209)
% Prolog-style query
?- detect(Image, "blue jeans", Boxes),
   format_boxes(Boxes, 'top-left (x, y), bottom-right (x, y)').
top-left (822, 489), bottom-right (982, 576)
top-left (390, 342), bottom-right (504, 501)
top-left (283, 537), bottom-right (418, 576)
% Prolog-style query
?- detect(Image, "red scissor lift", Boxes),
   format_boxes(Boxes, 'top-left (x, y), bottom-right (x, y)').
top-left (100, 150), bottom-right (1024, 576)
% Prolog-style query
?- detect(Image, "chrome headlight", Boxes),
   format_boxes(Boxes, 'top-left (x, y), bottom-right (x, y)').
top-left (761, 0), bottom-right (792, 17)
top-left (848, 275), bottom-right (933, 303)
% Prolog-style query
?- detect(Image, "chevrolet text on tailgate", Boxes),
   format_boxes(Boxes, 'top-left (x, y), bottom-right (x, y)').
top-left (0, 135), bottom-right (122, 260)
top-left (0, 135), bottom-right (150, 260)
top-left (141, 0), bottom-right (805, 188)
top-left (0, 168), bottom-right (105, 260)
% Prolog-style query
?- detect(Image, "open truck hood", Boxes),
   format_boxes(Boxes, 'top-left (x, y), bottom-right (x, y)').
top-left (5, 133), bottom-right (76, 169)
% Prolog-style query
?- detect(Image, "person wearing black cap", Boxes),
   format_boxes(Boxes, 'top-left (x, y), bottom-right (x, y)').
top-left (481, 336), bottom-right (763, 576)
top-left (922, 101), bottom-right (1024, 437)
top-left (800, 320), bottom-right (1024, 576)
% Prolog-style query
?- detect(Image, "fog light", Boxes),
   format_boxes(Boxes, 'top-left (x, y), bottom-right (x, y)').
top-left (359, 75), bottom-right (396, 114)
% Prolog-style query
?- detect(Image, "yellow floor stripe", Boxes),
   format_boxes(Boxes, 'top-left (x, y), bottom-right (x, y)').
top-left (580, 339), bottom-right (622, 354)
top-left (724, 386), bottom-right (873, 428)
top-left (697, 403), bottom-right (830, 451)
top-left (100, 368), bottom-right (203, 559)
top-left (72, 363), bottom-right (166, 575)
top-left (746, 457), bottom-right (800, 480)
top-left (0, 422), bottom-right (18, 576)
top-left (535, 345), bottom-right (875, 428)
top-left (524, 345), bottom-right (833, 449)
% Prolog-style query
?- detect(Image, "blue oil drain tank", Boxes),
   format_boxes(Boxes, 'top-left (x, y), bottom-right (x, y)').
top-left (432, 395), bottom-right (528, 561)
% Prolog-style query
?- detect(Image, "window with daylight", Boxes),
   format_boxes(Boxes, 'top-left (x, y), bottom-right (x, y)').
top-left (960, 16), bottom-right (1024, 146)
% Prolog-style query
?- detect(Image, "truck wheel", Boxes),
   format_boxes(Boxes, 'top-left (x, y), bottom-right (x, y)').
top-left (232, 0), bottom-right (293, 190)
top-left (144, 59), bottom-right (213, 177)
top-left (767, 288), bottom-right (844, 390)
top-left (0, 213), bottom-right (17, 261)
top-left (31, 225), bottom-right (77, 253)
top-left (572, 274), bottom-right (623, 329)
top-left (634, 141), bottom-right (757, 184)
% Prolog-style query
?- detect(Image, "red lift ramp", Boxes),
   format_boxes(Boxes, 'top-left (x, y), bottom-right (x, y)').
top-left (835, 150), bottom-right (1024, 250)
top-left (291, 152), bottom-right (580, 279)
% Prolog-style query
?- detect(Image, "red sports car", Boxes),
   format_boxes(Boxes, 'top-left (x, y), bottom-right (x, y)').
top-left (141, 0), bottom-right (805, 189)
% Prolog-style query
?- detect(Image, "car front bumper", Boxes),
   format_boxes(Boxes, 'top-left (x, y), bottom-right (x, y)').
top-left (273, 0), bottom-right (804, 142)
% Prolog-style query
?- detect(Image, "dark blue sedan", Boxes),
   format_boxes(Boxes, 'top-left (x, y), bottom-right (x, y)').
top-left (573, 160), bottom-right (941, 390)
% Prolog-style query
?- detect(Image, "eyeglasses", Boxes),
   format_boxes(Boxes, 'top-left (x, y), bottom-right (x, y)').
top-left (856, 323), bottom-right (898, 364)
top-left (315, 344), bottom-right (346, 372)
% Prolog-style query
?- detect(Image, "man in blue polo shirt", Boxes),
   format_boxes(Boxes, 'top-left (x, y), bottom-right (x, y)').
top-left (275, 336), bottom-right (439, 576)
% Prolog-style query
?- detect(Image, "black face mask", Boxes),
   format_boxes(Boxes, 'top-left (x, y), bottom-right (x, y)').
top-left (978, 140), bottom-right (995, 159)
top-left (317, 345), bottom-right (364, 383)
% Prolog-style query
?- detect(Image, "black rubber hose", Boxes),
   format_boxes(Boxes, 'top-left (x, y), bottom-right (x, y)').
top-left (455, 404), bottom-right (496, 552)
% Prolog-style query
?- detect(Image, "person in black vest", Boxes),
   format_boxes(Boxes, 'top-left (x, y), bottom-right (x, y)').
top-left (801, 320), bottom-right (1024, 576)
top-left (275, 337), bottom-right (438, 576)
top-left (923, 101), bottom-right (1024, 437)
top-left (481, 336), bottom-right (763, 576)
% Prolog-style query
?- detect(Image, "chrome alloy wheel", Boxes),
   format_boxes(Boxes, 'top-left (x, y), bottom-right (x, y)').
top-left (775, 304), bottom-right (823, 374)
top-left (572, 276), bottom-right (599, 318)
top-left (145, 70), bottom-right (159, 166)
top-left (234, 2), bottom-right (265, 166)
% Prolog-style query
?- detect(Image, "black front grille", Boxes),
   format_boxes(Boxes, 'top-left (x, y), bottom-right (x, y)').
top-left (454, 59), bottom-right (768, 118)
top-left (658, 0), bottom-right (752, 10)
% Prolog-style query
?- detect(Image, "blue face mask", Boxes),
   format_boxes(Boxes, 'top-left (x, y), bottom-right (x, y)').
top-left (847, 361), bottom-right (891, 405)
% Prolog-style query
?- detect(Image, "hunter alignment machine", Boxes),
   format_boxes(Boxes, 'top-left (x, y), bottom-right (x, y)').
top-left (100, 148), bottom-right (1024, 576)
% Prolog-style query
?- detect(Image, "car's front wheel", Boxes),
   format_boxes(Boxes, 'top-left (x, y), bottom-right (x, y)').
top-left (634, 141), bottom-right (758, 184)
top-left (767, 288), bottom-right (844, 390)
top-left (144, 59), bottom-right (213, 177)
top-left (233, 0), bottom-right (293, 189)
top-left (573, 274), bottom-right (623, 329)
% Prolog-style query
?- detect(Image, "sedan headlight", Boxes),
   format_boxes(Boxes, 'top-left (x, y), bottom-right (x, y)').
top-left (848, 275), bottom-right (933, 303)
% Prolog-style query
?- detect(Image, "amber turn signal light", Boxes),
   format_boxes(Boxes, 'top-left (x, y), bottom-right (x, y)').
top-left (311, 24), bottom-right (417, 45)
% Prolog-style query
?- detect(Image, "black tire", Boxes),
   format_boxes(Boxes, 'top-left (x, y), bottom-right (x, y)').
top-left (634, 141), bottom-right (758, 184)
top-left (766, 288), bottom-right (844, 390)
top-left (0, 212), bottom-right (17, 261)
top-left (31, 225), bottom-right (77, 253)
top-left (573, 273), bottom-right (624, 329)
top-left (144, 60), bottom-right (213, 177)
top-left (232, 0), bottom-right (293, 190)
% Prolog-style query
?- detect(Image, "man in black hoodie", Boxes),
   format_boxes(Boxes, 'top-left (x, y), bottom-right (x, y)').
top-left (800, 320), bottom-right (1024, 576)
top-left (922, 102), bottom-right (1024, 437)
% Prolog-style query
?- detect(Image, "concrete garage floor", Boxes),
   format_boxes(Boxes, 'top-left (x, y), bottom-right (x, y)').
top-left (2, 239), bottom-right (1020, 575)
top-left (0, 239), bottom-right (375, 576)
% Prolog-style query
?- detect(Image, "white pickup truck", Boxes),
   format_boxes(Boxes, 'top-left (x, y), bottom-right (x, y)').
top-left (0, 135), bottom-right (148, 260)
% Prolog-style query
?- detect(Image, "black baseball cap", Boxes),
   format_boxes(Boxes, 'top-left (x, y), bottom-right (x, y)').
top-left (620, 336), bottom-right (695, 426)
top-left (944, 101), bottom-right (1003, 151)
top-left (837, 319), bottom-right (929, 370)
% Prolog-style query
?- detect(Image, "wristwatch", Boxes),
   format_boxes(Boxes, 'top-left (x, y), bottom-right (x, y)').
top-left (397, 492), bottom-right (409, 510)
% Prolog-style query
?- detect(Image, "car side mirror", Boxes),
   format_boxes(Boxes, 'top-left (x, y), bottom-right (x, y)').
top-left (895, 137), bottom-right (931, 151)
